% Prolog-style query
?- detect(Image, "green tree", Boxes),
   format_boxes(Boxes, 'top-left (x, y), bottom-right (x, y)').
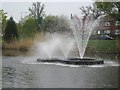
top-left (29, 2), bottom-right (45, 31)
top-left (0, 10), bottom-right (7, 34)
top-left (19, 16), bottom-right (38, 38)
top-left (43, 15), bottom-right (58, 33)
top-left (43, 15), bottom-right (70, 33)
top-left (4, 17), bottom-right (19, 42)
top-left (95, 2), bottom-right (120, 20)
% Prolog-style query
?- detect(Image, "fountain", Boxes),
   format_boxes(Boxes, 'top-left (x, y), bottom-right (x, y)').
top-left (70, 15), bottom-right (99, 59)
top-left (37, 15), bottom-right (104, 65)
top-left (41, 37), bottom-right (61, 59)
top-left (60, 38), bottom-right (75, 58)
top-left (36, 34), bottom-right (75, 59)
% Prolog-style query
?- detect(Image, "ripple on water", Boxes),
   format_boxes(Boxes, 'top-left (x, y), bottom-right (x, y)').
top-left (2, 65), bottom-right (34, 88)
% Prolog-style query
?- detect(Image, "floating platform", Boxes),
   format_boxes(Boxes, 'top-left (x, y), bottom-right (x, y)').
top-left (37, 58), bottom-right (104, 65)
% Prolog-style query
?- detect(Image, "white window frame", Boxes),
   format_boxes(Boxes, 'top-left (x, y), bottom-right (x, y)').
top-left (97, 30), bottom-right (101, 34)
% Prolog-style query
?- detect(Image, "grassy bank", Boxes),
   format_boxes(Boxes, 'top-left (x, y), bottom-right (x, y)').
top-left (87, 40), bottom-right (118, 54)
top-left (2, 38), bottom-right (34, 51)
top-left (2, 33), bottom-right (45, 51)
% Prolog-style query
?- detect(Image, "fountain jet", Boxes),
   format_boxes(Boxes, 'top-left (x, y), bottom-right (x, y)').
top-left (71, 15), bottom-right (98, 59)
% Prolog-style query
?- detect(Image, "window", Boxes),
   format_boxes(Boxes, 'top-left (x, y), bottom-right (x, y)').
top-left (115, 21), bottom-right (120, 26)
top-left (104, 30), bottom-right (110, 34)
top-left (105, 22), bottom-right (110, 26)
top-left (115, 30), bottom-right (120, 35)
top-left (97, 31), bottom-right (101, 34)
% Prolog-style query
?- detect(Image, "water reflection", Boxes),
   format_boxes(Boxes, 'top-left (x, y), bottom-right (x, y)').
top-left (2, 49), bottom-right (29, 56)
top-left (2, 66), bottom-right (34, 88)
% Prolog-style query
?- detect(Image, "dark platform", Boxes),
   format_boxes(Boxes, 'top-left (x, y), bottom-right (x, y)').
top-left (37, 58), bottom-right (104, 65)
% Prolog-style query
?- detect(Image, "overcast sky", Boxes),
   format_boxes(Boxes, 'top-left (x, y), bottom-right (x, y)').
top-left (2, 1), bottom-right (93, 23)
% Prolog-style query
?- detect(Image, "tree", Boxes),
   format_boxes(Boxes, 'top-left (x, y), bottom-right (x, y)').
top-left (95, 2), bottom-right (120, 20)
top-left (79, 4), bottom-right (103, 19)
top-left (0, 10), bottom-right (7, 34)
top-left (29, 2), bottom-right (45, 31)
top-left (43, 15), bottom-right (70, 33)
top-left (4, 17), bottom-right (19, 42)
top-left (19, 15), bottom-right (38, 38)
top-left (43, 15), bottom-right (58, 33)
top-left (56, 15), bottom-right (70, 33)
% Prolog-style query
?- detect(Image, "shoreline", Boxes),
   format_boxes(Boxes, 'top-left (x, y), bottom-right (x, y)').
top-left (2, 48), bottom-right (119, 56)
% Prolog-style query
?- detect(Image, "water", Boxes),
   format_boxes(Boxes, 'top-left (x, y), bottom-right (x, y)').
top-left (33, 33), bottom-right (75, 59)
top-left (60, 38), bottom-right (75, 58)
top-left (2, 50), bottom-right (119, 88)
top-left (71, 15), bottom-right (99, 59)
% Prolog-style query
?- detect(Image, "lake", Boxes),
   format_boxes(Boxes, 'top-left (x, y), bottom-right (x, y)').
top-left (2, 50), bottom-right (119, 88)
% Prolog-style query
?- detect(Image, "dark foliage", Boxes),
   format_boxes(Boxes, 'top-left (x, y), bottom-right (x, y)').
top-left (3, 17), bottom-right (19, 42)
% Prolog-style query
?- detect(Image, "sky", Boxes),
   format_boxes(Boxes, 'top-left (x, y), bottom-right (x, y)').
top-left (2, 1), bottom-right (93, 23)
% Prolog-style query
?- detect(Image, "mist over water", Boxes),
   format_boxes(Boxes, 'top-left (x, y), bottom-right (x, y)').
top-left (32, 33), bottom-right (75, 59)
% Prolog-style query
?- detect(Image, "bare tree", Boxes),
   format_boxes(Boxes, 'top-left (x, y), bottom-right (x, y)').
top-left (29, 2), bottom-right (45, 19)
top-left (80, 4), bottom-right (103, 19)
top-left (29, 2), bottom-right (45, 30)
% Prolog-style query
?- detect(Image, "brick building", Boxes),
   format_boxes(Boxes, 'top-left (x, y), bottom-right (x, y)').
top-left (94, 15), bottom-right (120, 36)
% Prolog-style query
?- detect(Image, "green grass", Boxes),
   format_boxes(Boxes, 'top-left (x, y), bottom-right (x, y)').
top-left (87, 40), bottom-right (117, 53)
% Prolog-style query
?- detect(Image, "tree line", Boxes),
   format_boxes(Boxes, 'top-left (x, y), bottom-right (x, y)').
top-left (1, 1), bottom-right (120, 43)
top-left (1, 2), bottom-right (71, 43)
